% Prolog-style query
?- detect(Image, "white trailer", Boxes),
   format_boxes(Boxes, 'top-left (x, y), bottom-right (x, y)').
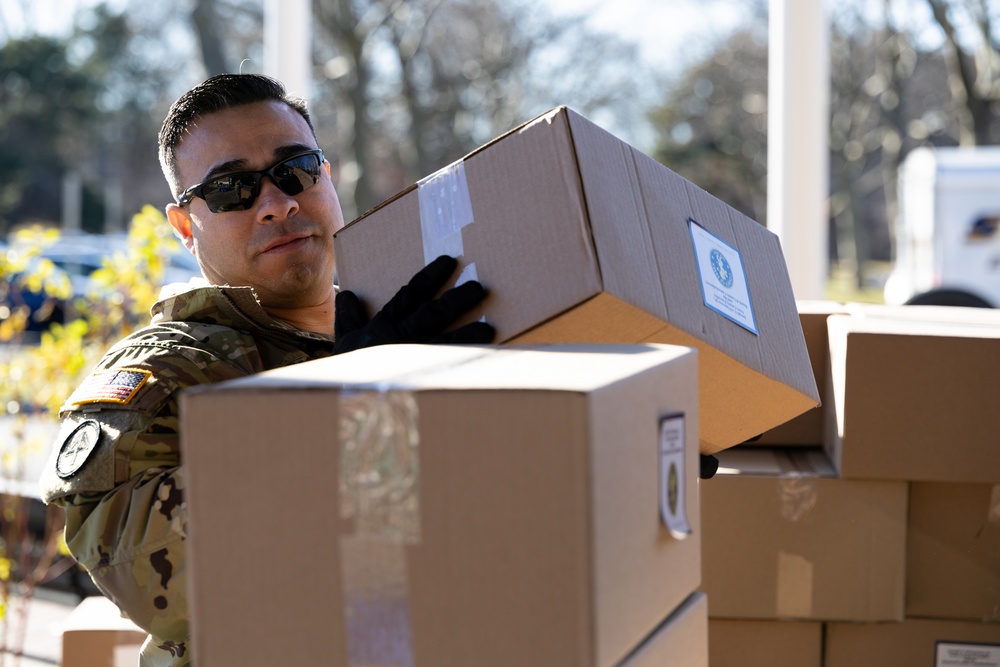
top-left (885, 146), bottom-right (1000, 307)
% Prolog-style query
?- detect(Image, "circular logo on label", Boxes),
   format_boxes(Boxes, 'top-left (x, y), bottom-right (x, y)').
top-left (56, 420), bottom-right (101, 479)
top-left (710, 249), bottom-right (734, 289)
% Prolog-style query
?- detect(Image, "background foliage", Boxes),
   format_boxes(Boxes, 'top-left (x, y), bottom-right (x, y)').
top-left (0, 208), bottom-right (181, 659)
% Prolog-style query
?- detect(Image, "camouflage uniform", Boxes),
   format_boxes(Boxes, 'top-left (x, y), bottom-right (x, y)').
top-left (40, 285), bottom-right (336, 666)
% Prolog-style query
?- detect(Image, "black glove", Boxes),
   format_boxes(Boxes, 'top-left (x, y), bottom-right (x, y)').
top-left (699, 454), bottom-right (720, 480)
top-left (334, 255), bottom-right (495, 354)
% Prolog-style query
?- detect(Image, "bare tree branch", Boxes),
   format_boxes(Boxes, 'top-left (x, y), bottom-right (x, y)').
top-left (191, 0), bottom-right (231, 76)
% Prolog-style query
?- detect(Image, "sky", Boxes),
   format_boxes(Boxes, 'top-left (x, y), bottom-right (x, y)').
top-left (543, 0), bottom-right (751, 72)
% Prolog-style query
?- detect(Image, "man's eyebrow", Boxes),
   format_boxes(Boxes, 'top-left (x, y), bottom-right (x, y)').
top-left (200, 144), bottom-right (317, 182)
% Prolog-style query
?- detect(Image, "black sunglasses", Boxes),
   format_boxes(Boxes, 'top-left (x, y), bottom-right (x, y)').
top-left (177, 149), bottom-right (326, 213)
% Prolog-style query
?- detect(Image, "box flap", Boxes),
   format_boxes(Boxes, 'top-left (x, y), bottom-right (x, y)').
top-left (188, 343), bottom-right (696, 395)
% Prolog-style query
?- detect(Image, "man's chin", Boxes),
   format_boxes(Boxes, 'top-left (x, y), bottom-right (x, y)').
top-left (254, 274), bottom-right (335, 309)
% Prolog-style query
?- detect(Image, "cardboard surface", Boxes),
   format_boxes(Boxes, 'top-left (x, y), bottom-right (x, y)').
top-left (825, 312), bottom-right (1000, 483)
top-left (701, 447), bottom-right (908, 621)
top-left (182, 343), bottom-right (701, 667)
top-left (333, 107), bottom-right (818, 454)
top-left (708, 619), bottom-right (822, 667)
top-left (906, 481), bottom-right (1000, 621)
top-left (754, 301), bottom-right (847, 446)
top-left (61, 596), bottom-right (145, 667)
top-left (825, 618), bottom-right (1000, 667)
top-left (621, 593), bottom-right (708, 667)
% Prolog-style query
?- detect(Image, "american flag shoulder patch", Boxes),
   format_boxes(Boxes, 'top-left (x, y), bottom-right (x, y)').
top-left (67, 367), bottom-right (152, 406)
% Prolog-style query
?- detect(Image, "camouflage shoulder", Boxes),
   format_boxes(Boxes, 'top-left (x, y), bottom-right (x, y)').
top-left (40, 322), bottom-right (259, 504)
top-left (64, 321), bottom-right (263, 415)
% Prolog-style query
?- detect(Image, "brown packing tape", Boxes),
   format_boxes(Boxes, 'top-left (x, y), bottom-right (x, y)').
top-left (338, 389), bottom-right (421, 667)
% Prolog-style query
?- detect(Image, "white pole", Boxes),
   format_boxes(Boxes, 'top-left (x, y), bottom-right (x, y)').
top-left (264, 0), bottom-right (312, 101)
top-left (62, 170), bottom-right (82, 232)
top-left (767, 0), bottom-right (829, 299)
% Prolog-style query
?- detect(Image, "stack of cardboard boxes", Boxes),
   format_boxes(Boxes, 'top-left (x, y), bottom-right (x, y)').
top-left (179, 108), bottom-right (820, 664)
top-left (182, 343), bottom-right (709, 666)
top-left (702, 302), bottom-right (1000, 666)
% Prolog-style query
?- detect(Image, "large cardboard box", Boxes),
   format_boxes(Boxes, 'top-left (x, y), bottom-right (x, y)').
top-left (907, 481), bottom-right (1000, 621)
top-left (825, 618), bottom-right (1000, 667)
top-left (825, 312), bottom-right (1000, 483)
top-left (333, 106), bottom-right (819, 454)
top-left (708, 619), bottom-right (822, 667)
top-left (61, 596), bottom-right (145, 667)
top-left (753, 301), bottom-right (847, 446)
top-left (622, 593), bottom-right (708, 667)
top-left (182, 343), bottom-right (702, 667)
top-left (701, 447), bottom-right (908, 621)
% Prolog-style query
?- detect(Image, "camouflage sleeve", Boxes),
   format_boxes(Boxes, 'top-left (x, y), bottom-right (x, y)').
top-left (41, 323), bottom-right (263, 666)
top-left (63, 466), bottom-right (191, 664)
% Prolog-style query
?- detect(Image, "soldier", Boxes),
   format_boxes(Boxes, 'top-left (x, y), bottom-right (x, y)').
top-left (39, 74), bottom-right (493, 666)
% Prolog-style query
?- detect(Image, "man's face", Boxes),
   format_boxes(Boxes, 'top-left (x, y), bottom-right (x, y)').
top-left (166, 100), bottom-right (344, 310)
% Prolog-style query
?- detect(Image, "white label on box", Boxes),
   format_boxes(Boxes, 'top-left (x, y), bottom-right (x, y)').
top-left (936, 642), bottom-right (1000, 666)
top-left (688, 219), bottom-right (758, 335)
top-left (659, 413), bottom-right (691, 540)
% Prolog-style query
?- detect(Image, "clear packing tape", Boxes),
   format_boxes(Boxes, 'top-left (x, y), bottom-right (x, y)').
top-left (338, 388), bottom-right (420, 667)
top-left (775, 452), bottom-right (819, 523)
top-left (774, 452), bottom-right (820, 618)
top-left (417, 160), bottom-right (479, 286)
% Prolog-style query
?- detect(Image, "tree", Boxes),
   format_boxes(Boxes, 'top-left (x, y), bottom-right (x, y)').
top-left (648, 28), bottom-right (769, 223)
top-left (648, 0), bottom-right (1000, 291)
top-left (0, 4), bottom-right (191, 235)
top-left (311, 0), bottom-right (650, 218)
top-left (0, 36), bottom-right (101, 234)
top-left (925, 0), bottom-right (1000, 145)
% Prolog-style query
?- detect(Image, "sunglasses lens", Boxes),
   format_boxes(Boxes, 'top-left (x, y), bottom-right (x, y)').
top-left (272, 154), bottom-right (322, 196)
top-left (202, 175), bottom-right (259, 213)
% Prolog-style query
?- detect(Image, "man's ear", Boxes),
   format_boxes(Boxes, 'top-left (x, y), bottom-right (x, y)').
top-left (166, 204), bottom-right (195, 253)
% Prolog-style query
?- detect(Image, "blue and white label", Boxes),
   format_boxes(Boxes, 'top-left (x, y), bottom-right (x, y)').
top-left (689, 219), bottom-right (758, 335)
top-left (659, 414), bottom-right (691, 541)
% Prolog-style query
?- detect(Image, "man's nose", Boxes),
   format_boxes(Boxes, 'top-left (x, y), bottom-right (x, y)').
top-left (254, 177), bottom-right (299, 222)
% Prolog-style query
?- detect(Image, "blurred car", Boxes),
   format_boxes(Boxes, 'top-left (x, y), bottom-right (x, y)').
top-left (1, 232), bottom-right (202, 340)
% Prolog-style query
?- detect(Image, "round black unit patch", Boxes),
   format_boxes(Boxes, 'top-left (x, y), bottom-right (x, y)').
top-left (55, 420), bottom-right (102, 479)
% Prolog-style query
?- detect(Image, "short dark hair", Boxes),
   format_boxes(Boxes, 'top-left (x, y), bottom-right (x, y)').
top-left (158, 73), bottom-right (316, 198)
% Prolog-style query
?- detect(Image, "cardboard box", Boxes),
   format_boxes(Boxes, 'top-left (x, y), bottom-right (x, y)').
top-left (825, 312), bottom-right (1000, 483)
top-left (753, 301), bottom-right (847, 446)
top-left (825, 618), bottom-right (1000, 667)
top-left (700, 447), bottom-right (907, 621)
top-left (907, 481), bottom-right (1000, 621)
top-left (622, 593), bottom-right (708, 667)
top-left (182, 343), bottom-right (702, 667)
top-left (61, 596), bottom-right (145, 667)
top-left (333, 106), bottom-right (819, 454)
top-left (708, 619), bottom-right (822, 667)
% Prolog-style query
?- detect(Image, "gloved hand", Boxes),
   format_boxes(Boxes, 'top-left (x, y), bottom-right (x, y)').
top-left (334, 255), bottom-right (495, 354)
top-left (699, 454), bottom-right (719, 480)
